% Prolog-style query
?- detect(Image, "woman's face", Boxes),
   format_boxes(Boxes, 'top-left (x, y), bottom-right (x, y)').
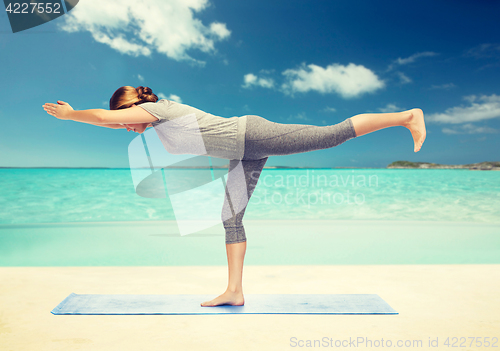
top-left (122, 122), bottom-right (152, 134)
top-left (121, 103), bottom-right (152, 134)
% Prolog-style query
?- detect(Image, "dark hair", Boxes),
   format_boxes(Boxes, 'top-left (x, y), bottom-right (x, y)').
top-left (109, 86), bottom-right (159, 110)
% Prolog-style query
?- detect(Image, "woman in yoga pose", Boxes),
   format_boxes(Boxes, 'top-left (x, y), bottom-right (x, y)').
top-left (43, 86), bottom-right (426, 307)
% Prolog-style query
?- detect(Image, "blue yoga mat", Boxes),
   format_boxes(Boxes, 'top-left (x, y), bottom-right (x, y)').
top-left (51, 293), bottom-right (398, 315)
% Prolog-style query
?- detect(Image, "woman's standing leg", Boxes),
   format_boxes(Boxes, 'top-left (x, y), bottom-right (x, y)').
top-left (201, 157), bottom-right (268, 307)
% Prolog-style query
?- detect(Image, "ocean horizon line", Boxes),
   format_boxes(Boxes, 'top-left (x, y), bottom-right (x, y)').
top-left (1, 160), bottom-right (498, 170)
top-left (0, 166), bottom-right (382, 170)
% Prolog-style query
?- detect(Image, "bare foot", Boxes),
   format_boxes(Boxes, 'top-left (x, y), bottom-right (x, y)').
top-left (200, 290), bottom-right (245, 307)
top-left (404, 108), bottom-right (426, 152)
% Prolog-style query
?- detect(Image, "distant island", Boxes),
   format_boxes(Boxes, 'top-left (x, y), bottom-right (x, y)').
top-left (387, 161), bottom-right (500, 170)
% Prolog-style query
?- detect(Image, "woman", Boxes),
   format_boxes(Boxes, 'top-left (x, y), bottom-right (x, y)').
top-left (43, 86), bottom-right (426, 307)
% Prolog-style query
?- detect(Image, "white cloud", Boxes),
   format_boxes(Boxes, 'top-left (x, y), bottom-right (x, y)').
top-left (396, 52), bottom-right (438, 65)
top-left (158, 93), bottom-right (183, 103)
top-left (388, 51), bottom-right (439, 70)
top-left (57, 0), bottom-right (230, 64)
top-left (427, 94), bottom-right (500, 124)
top-left (167, 94), bottom-right (183, 103)
top-left (287, 112), bottom-right (312, 122)
top-left (464, 43), bottom-right (500, 59)
top-left (397, 72), bottom-right (412, 84)
top-left (242, 73), bottom-right (257, 86)
top-left (442, 123), bottom-right (498, 134)
top-left (91, 33), bottom-right (151, 56)
top-left (209, 22), bottom-right (231, 39)
top-left (242, 73), bottom-right (275, 89)
top-left (378, 103), bottom-right (402, 113)
top-left (430, 83), bottom-right (456, 90)
top-left (322, 107), bottom-right (337, 113)
top-left (137, 74), bottom-right (144, 82)
top-left (463, 43), bottom-right (500, 70)
top-left (258, 69), bottom-right (275, 75)
top-left (281, 63), bottom-right (384, 98)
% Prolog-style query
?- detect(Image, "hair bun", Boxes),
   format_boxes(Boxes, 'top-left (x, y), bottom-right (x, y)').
top-left (135, 86), bottom-right (158, 103)
top-left (136, 86), bottom-right (151, 96)
top-left (109, 86), bottom-right (159, 110)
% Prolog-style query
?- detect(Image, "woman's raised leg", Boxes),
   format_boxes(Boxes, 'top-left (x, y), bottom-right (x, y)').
top-left (350, 108), bottom-right (426, 152)
top-left (241, 108), bottom-right (426, 161)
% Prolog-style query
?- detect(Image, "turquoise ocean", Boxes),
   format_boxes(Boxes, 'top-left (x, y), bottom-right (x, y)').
top-left (1, 168), bottom-right (499, 266)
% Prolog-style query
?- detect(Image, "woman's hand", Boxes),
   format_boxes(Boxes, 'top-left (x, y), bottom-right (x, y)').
top-left (42, 101), bottom-right (74, 120)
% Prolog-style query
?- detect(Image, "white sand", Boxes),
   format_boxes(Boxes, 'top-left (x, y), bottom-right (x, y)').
top-left (0, 264), bottom-right (499, 350)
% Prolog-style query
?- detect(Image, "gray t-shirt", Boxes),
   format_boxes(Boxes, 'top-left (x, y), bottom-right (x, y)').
top-left (138, 99), bottom-right (247, 160)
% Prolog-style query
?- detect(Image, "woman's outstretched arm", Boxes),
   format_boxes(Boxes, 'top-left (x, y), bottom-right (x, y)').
top-left (42, 100), bottom-right (157, 124)
top-left (83, 122), bottom-right (126, 129)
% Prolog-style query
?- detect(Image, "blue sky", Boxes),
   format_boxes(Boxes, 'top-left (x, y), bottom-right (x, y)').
top-left (0, 0), bottom-right (499, 168)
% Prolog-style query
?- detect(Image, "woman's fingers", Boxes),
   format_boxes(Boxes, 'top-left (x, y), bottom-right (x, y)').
top-left (42, 103), bottom-right (59, 117)
top-left (43, 103), bottom-right (60, 111)
top-left (43, 104), bottom-right (53, 112)
top-left (43, 101), bottom-right (72, 120)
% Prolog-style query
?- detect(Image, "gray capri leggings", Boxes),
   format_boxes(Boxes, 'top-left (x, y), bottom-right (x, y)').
top-left (222, 115), bottom-right (357, 244)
